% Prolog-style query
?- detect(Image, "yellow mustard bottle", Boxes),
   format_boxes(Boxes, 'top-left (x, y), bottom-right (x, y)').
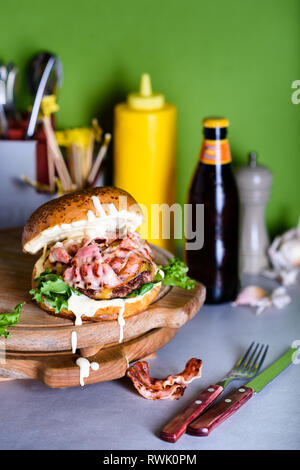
top-left (114, 74), bottom-right (176, 252)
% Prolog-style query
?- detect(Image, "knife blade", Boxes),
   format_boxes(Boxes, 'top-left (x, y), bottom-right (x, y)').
top-left (187, 347), bottom-right (297, 436)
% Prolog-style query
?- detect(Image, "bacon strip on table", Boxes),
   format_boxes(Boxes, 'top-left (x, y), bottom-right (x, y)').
top-left (126, 358), bottom-right (202, 400)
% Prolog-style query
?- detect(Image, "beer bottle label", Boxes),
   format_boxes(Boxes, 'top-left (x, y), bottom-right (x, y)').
top-left (200, 139), bottom-right (232, 165)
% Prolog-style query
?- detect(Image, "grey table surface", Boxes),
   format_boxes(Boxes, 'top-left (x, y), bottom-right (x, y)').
top-left (0, 274), bottom-right (299, 451)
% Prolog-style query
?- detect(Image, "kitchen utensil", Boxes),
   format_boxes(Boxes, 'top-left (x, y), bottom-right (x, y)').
top-left (187, 346), bottom-right (295, 436)
top-left (26, 52), bottom-right (72, 191)
top-left (27, 51), bottom-right (63, 97)
top-left (25, 54), bottom-right (57, 138)
top-left (5, 62), bottom-right (18, 120)
top-left (160, 341), bottom-right (268, 442)
top-left (0, 63), bottom-right (8, 136)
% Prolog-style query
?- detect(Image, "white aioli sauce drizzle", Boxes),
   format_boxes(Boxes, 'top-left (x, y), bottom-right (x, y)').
top-left (71, 331), bottom-right (77, 353)
top-left (26, 199), bottom-right (142, 254)
top-left (87, 210), bottom-right (96, 221)
top-left (76, 357), bottom-right (99, 386)
top-left (87, 199), bottom-right (119, 226)
top-left (68, 292), bottom-right (127, 326)
top-left (67, 282), bottom-right (160, 330)
top-left (68, 292), bottom-right (127, 341)
top-left (108, 203), bottom-right (119, 216)
top-left (91, 195), bottom-right (107, 218)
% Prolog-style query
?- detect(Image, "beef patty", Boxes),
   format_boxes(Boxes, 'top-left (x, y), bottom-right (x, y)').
top-left (78, 270), bottom-right (154, 300)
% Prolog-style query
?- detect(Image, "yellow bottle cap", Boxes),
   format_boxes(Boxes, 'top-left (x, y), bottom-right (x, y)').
top-left (203, 117), bottom-right (229, 128)
top-left (127, 73), bottom-right (165, 110)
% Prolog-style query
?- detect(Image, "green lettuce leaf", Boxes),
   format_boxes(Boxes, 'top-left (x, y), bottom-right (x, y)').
top-left (126, 258), bottom-right (195, 298)
top-left (126, 282), bottom-right (155, 298)
top-left (0, 302), bottom-right (26, 338)
top-left (155, 257), bottom-right (195, 290)
top-left (30, 270), bottom-right (80, 314)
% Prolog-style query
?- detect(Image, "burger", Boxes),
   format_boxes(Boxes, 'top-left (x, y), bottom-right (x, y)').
top-left (22, 186), bottom-right (195, 332)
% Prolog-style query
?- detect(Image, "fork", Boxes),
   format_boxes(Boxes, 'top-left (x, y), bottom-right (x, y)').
top-left (160, 342), bottom-right (269, 443)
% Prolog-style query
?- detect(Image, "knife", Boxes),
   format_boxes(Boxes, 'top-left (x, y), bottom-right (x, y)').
top-left (187, 347), bottom-right (297, 437)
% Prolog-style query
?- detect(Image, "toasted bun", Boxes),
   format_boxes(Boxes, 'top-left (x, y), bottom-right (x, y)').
top-left (22, 186), bottom-right (143, 254)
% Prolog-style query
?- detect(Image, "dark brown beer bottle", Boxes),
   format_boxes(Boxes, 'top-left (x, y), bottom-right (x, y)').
top-left (185, 117), bottom-right (239, 303)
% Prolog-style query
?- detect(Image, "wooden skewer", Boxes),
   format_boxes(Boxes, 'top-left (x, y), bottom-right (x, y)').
top-left (68, 144), bottom-right (83, 190)
top-left (84, 133), bottom-right (95, 183)
top-left (21, 175), bottom-right (55, 193)
top-left (45, 129), bottom-right (56, 192)
top-left (87, 133), bottom-right (111, 186)
top-left (43, 116), bottom-right (73, 191)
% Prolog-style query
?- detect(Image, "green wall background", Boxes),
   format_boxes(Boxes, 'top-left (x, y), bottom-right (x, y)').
top-left (1, 0), bottom-right (299, 238)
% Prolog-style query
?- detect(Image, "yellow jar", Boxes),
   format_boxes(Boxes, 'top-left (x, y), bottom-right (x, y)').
top-left (114, 74), bottom-right (176, 252)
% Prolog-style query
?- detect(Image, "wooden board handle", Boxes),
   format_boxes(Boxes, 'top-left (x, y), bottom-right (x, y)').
top-left (160, 384), bottom-right (223, 443)
top-left (187, 386), bottom-right (254, 436)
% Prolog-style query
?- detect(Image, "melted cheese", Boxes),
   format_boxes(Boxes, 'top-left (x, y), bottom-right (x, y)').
top-left (76, 357), bottom-right (99, 386)
top-left (34, 256), bottom-right (45, 277)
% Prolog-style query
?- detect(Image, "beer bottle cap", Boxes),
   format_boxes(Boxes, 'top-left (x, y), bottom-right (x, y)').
top-left (203, 117), bottom-right (229, 129)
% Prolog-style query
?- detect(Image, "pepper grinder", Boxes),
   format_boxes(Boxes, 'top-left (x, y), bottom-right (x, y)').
top-left (236, 152), bottom-right (273, 275)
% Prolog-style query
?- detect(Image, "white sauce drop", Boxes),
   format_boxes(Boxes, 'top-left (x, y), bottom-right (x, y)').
top-left (76, 357), bottom-right (99, 386)
top-left (118, 303), bottom-right (126, 343)
top-left (91, 362), bottom-right (99, 371)
top-left (71, 331), bottom-right (77, 353)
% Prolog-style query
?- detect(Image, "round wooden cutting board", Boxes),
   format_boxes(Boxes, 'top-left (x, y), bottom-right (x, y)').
top-left (0, 228), bottom-right (206, 387)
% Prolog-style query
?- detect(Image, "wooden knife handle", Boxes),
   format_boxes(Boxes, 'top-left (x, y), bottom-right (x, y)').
top-left (187, 386), bottom-right (254, 436)
top-left (160, 384), bottom-right (223, 443)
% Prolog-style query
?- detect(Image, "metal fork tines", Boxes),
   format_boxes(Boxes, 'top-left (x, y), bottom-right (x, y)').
top-left (218, 342), bottom-right (269, 389)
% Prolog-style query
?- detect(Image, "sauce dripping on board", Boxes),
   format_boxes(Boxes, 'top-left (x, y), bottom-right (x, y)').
top-left (76, 357), bottom-right (99, 386)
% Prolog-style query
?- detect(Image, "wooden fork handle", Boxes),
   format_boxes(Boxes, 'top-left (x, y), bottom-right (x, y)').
top-left (187, 386), bottom-right (254, 436)
top-left (160, 384), bottom-right (223, 443)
